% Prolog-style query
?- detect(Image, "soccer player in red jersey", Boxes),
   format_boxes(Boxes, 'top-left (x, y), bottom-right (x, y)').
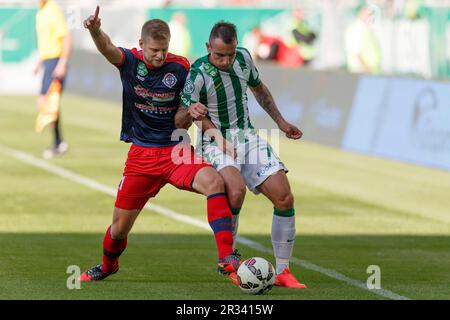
top-left (79, 7), bottom-right (240, 282)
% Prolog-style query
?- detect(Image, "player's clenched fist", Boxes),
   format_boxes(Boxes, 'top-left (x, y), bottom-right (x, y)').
top-left (188, 102), bottom-right (208, 120)
top-left (84, 5), bottom-right (101, 31)
top-left (279, 121), bottom-right (303, 140)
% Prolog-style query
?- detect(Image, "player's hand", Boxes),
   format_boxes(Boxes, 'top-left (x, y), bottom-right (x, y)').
top-left (188, 102), bottom-right (208, 120)
top-left (52, 59), bottom-right (68, 80)
top-left (84, 5), bottom-right (101, 31)
top-left (218, 137), bottom-right (237, 160)
top-left (279, 121), bottom-right (303, 140)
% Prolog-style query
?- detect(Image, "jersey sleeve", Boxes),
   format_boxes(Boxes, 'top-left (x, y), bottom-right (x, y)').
top-left (115, 47), bottom-right (133, 71)
top-left (51, 5), bottom-right (69, 39)
top-left (240, 47), bottom-right (261, 87)
top-left (180, 67), bottom-right (206, 109)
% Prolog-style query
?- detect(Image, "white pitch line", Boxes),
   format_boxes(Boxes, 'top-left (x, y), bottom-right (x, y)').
top-left (0, 143), bottom-right (409, 300)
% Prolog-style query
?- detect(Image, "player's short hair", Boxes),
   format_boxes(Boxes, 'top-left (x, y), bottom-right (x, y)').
top-left (141, 19), bottom-right (170, 41)
top-left (209, 21), bottom-right (237, 44)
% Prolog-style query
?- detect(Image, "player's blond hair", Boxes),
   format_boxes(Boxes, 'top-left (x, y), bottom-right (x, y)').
top-left (141, 19), bottom-right (170, 41)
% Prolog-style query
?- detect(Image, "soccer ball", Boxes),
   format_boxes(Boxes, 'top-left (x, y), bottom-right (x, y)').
top-left (236, 257), bottom-right (275, 295)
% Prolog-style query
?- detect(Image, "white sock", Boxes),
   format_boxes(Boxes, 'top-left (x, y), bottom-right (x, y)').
top-left (276, 258), bottom-right (289, 275)
top-left (271, 215), bottom-right (295, 274)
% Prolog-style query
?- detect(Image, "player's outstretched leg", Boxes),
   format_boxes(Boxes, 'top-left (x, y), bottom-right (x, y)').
top-left (192, 167), bottom-right (242, 275)
top-left (80, 207), bottom-right (140, 281)
top-left (217, 166), bottom-right (246, 251)
top-left (257, 170), bottom-right (307, 289)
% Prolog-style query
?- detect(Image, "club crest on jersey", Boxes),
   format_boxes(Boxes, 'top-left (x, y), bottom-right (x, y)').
top-left (203, 62), bottom-right (218, 77)
top-left (162, 73), bottom-right (177, 88)
top-left (137, 62), bottom-right (148, 78)
top-left (183, 79), bottom-right (195, 94)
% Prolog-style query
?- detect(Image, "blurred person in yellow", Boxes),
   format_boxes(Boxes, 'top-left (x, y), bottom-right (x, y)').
top-left (168, 12), bottom-right (191, 59)
top-left (344, 4), bottom-right (381, 74)
top-left (34, 0), bottom-right (72, 159)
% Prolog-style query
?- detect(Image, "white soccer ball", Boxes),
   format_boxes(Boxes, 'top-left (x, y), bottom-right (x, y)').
top-left (237, 257), bottom-right (275, 295)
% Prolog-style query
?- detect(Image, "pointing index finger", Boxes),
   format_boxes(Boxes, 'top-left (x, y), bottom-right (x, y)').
top-left (94, 5), bottom-right (100, 20)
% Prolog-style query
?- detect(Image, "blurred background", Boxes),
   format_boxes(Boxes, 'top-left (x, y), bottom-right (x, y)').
top-left (1, 0), bottom-right (449, 170)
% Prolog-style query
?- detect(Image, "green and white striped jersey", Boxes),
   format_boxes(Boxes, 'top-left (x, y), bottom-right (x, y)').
top-left (180, 47), bottom-right (261, 135)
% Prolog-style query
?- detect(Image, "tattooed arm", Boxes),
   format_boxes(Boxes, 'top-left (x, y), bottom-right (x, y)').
top-left (250, 82), bottom-right (303, 140)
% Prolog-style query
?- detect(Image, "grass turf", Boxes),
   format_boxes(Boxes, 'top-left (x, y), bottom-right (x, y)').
top-left (0, 94), bottom-right (449, 299)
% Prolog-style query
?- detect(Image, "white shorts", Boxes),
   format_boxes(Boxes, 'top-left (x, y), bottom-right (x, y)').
top-left (198, 130), bottom-right (288, 194)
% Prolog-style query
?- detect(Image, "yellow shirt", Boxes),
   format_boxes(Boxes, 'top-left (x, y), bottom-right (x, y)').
top-left (36, 0), bottom-right (68, 60)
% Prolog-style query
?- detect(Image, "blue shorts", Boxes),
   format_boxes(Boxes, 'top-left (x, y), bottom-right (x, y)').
top-left (40, 58), bottom-right (66, 95)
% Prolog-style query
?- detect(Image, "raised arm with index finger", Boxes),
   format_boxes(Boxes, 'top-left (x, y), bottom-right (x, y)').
top-left (83, 6), bottom-right (122, 65)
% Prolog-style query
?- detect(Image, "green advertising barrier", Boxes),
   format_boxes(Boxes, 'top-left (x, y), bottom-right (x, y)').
top-left (0, 7), bottom-right (37, 62)
top-left (148, 7), bottom-right (285, 59)
top-left (423, 6), bottom-right (450, 79)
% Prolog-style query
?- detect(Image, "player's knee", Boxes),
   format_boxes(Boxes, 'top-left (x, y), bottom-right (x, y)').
top-left (110, 224), bottom-right (129, 240)
top-left (228, 185), bottom-right (246, 208)
top-left (274, 192), bottom-right (294, 211)
top-left (204, 171), bottom-right (225, 195)
top-left (111, 210), bottom-right (138, 239)
top-left (193, 167), bottom-right (225, 195)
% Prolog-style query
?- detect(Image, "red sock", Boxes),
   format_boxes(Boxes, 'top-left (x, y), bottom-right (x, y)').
top-left (102, 226), bottom-right (127, 273)
top-left (207, 193), bottom-right (234, 259)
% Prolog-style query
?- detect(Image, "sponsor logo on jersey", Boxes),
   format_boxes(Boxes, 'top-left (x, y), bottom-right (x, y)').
top-left (162, 73), bottom-right (177, 88)
top-left (133, 85), bottom-right (176, 102)
top-left (180, 95), bottom-right (191, 108)
top-left (134, 102), bottom-right (177, 114)
top-left (137, 62), bottom-right (148, 78)
top-left (256, 161), bottom-right (278, 177)
top-left (203, 62), bottom-right (218, 77)
top-left (135, 102), bottom-right (156, 112)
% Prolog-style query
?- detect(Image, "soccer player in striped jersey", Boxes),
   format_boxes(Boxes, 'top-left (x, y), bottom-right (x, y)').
top-left (79, 8), bottom-right (240, 282)
top-left (176, 21), bottom-right (306, 288)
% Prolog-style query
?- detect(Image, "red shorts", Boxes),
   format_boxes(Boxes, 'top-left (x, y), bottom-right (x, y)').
top-left (115, 143), bottom-right (211, 210)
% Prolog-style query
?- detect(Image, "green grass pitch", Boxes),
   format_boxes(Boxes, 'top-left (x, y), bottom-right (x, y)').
top-left (0, 94), bottom-right (449, 299)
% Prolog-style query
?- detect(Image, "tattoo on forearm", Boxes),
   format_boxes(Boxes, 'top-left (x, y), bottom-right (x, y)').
top-left (254, 84), bottom-right (283, 123)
